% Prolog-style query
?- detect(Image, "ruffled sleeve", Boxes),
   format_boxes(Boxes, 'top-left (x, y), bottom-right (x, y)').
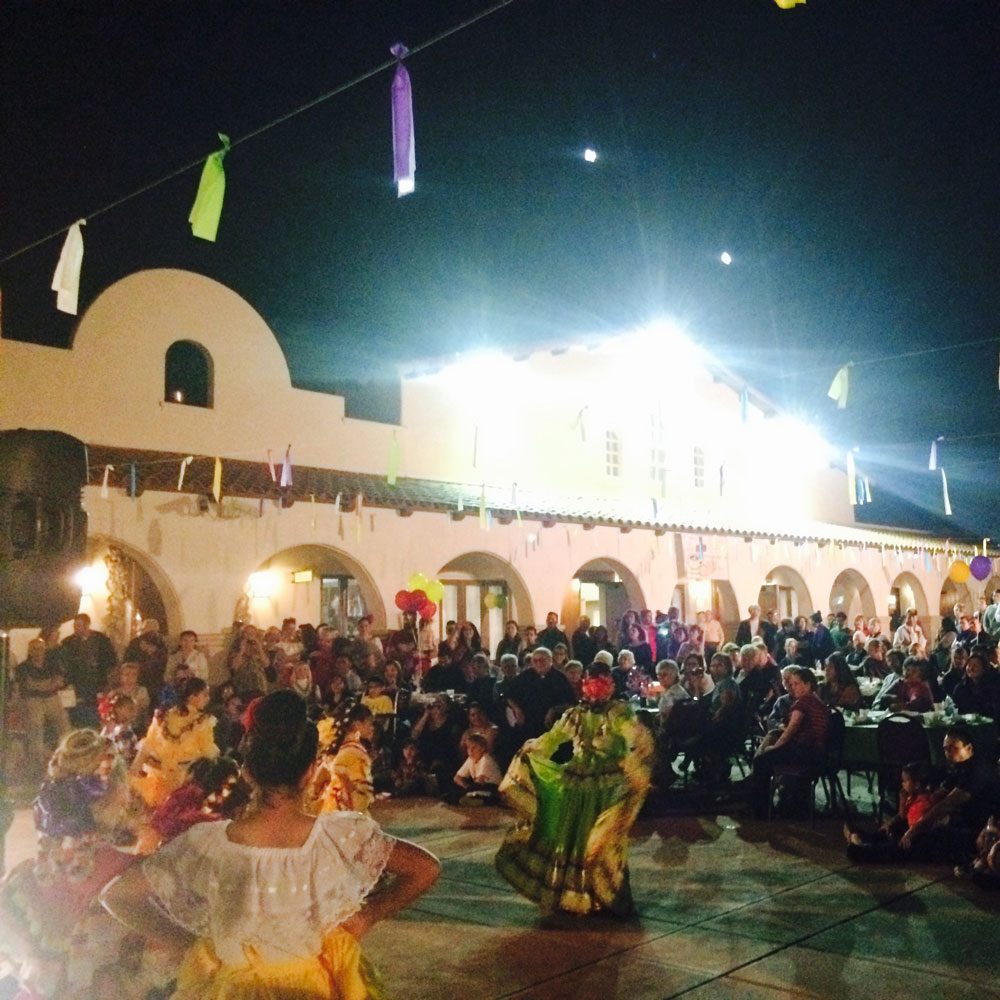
top-left (140, 821), bottom-right (218, 936)
top-left (313, 812), bottom-right (394, 912)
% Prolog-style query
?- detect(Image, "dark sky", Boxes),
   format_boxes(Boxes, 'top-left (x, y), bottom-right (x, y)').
top-left (3, 0), bottom-right (999, 537)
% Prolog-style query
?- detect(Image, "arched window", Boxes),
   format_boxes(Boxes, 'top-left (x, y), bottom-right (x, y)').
top-left (165, 340), bottom-right (213, 408)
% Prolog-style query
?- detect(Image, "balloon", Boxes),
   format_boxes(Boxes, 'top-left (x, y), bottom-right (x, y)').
top-left (949, 560), bottom-right (971, 584)
top-left (424, 579), bottom-right (444, 603)
top-left (970, 555), bottom-right (992, 581)
top-left (409, 589), bottom-right (427, 612)
top-left (420, 601), bottom-right (437, 619)
top-left (483, 593), bottom-right (496, 609)
top-left (493, 593), bottom-right (506, 608)
top-left (395, 590), bottom-right (411, 611)
top-left (407, 572), bottom-right (429, 592)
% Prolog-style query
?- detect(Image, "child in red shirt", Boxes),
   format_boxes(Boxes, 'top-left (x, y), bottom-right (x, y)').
top-left (845, 761), bottom-right (935, 862)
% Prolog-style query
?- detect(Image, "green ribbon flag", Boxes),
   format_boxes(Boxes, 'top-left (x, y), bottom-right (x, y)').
top-left (189, 133), bottom-right (230, 241)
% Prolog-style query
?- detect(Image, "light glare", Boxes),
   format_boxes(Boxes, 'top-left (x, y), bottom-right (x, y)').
top-left (720, 252), bottom-right (732, 265)
top-left (583, 148), bottom-right (597, 163)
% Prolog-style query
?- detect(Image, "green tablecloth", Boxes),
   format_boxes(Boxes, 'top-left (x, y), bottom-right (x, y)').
top-left (843, 715), bottom-right (998, 769)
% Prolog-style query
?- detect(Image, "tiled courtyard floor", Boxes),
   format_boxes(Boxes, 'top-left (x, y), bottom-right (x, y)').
top-left (4, 794), bottom-right (1000, 999)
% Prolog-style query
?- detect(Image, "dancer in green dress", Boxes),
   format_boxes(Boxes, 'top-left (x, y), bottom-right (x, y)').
top-left (495, 661), bottom-right (653, 915)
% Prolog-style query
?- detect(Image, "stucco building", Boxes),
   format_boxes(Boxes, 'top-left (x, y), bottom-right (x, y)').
top-left (0, 269), bottom-right (990, 670)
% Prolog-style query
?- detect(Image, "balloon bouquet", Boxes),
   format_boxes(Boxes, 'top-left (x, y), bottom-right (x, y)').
top-left (396, 573), bottom-right (445, 681)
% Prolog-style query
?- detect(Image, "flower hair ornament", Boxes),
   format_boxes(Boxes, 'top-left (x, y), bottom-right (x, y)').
top-left (581, 674), bottom-right (616, 704)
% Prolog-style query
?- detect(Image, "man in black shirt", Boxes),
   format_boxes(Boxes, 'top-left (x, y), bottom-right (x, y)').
top-left (506, 647), bottom-right (574, 739)
top-left (901, 727), bottom-right (1000, 863)
top-left (570, 616), bottom-right (596, 666)
top-left (60, 613), bottom-right (117, 727)
top-left (537, 612), bottom-right (569, 654)
top-left (17, 636), bottom-right (70, 779)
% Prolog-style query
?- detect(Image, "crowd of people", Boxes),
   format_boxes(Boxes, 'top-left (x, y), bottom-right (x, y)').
top-left (3, 594), bottom-right (1000, 997)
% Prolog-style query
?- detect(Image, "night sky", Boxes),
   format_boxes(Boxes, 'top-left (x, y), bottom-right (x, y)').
top-left (3, 1), bottom-right (999, 537)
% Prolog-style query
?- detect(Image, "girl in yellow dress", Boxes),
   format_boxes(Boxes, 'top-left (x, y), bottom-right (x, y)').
top-left (131, 677), bottom-right (218, 809)
top-left (312, 704), bottom-right (377, 814)
top-left (101, 690), bottom-right (440, 1000)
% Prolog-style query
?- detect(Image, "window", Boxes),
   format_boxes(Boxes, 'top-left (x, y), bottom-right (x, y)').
top-left (693, 446), bottom-right (706, 489)
top-left (165, 340), bottom-right (213, 408)
top-left (605, 430), bottom-right (621, 477)
top-left (649, 414), bottom-right (667, 495)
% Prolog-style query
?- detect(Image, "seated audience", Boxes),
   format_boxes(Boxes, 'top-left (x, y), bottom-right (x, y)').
top-left (749, 667), bottom-right (830, 818)
top-left (818, 653), bottom-right (862, 710)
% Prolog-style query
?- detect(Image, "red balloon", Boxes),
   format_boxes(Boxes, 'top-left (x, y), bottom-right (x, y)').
top-left (409, 589), bottom-right (427, 612)
top-left (395, 590), bottom-right (411, 611)
top-left (420, 601), bottom-right (437, 619)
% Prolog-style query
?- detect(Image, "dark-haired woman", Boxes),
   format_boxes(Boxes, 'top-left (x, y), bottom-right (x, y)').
top-left (495, 662), bottom-right (653, 915)
top-left (102, 690), bottom-right (440, 999)
top-left (131, 677), bottom-right (218, 808)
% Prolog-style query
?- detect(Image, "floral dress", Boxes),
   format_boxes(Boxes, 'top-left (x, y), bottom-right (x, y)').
top-left (495, 700), bottom-right (653, 915)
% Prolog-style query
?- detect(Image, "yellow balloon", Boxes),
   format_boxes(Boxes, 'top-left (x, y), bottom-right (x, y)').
top-left (948, 560), bottom-right (971, 584)
top-left (407, 572), bottom-right (429, 592)
top-left (483, 593), bottom-right (497, 609)
top-left (424, 579), bottom-right (444, 603)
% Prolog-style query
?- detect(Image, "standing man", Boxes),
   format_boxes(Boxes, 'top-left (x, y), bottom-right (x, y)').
top-left (17, 636), bottom-right (70, 780)
top-left (60, 612), bottom-right (117, 727)
top-left (570, 616), bottom-right (596, 666)
top-left (735, 604), bottom-right (762, 646)
top-left (537, 612), bottom-right (569, 653)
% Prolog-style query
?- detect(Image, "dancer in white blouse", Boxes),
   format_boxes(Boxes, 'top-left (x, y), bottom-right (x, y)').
top-left (102, 689), bottom-right (439, 999)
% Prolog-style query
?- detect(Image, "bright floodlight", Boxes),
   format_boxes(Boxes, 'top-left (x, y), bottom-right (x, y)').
top-left (584, 148), bottom-right (598, 163)
top-left (397, 177), bottom-right (415, 196)
top-left (720, 251), bottom-right (732, 265)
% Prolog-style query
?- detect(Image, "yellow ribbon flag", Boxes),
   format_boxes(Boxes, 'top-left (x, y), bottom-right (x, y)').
top-left (387, 434), bottom-right (400, 485)
top-left (827, 364), bottom-right (850, 409)
top-left (213, 457), bottom-right (222, 502)
top-left (189, 134), bottom-right (230, 241)
top-left (774, 0), bottom-right (805, 7)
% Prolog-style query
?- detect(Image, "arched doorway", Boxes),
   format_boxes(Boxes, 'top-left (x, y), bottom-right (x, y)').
top-left (437, 552), bottom-right (533, 656)
top-left (759, 566), bottom-right (812, 620)
top-left (940, 579), bottom-right (973, 620)
top-left (249, 544), bottom-right (385, 633)
top-left (889, 572), bottom-right (928, 622)
top-left (563, 558), bottom-right (644, 639)
top-left (829, 569), bottom-right (876, 622)
top-left (82, 536), bottom-right (182, 649)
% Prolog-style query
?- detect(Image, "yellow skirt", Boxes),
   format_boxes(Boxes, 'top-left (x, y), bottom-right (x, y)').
top-left (173, 927), bottom-right (381, 1000)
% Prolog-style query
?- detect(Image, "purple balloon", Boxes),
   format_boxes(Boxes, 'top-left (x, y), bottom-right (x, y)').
top-left (970, 555), bottom-right (992, 581)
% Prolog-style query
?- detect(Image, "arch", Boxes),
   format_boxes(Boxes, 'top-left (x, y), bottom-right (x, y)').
top-left (982, 575), bottom-right (1000, 601)
top-left (711, 579), bottom-right (740, 637)
top-left (758, 565), bottom-right (812, 619)
top-left (939, 578), bottom-right (973, 620)
top-left (829, 568), bottom-right (876, 622)
top-left (889, 571), bottom-right (928, 619)
top-left (165, 339), bottom-right (214, 408)
top-left (563, 557), bottom-right (645, 636)
top-left (437, 551), bottom-right (534, 654)
top-left (251, 544), bottom-right (386, 632)
top-left (83, 535), bottom-right (183, 648)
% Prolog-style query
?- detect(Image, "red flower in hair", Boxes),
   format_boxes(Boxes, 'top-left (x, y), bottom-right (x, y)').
top-left (581, 674), bottom-right (615, 704)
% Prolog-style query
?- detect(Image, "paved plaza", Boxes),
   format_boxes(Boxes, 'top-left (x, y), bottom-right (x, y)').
top-left (4, 795), bottom-right (999, 1000)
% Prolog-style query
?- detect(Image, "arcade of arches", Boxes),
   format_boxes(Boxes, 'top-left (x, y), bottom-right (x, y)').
top-left (55, 532), bottom-right (989, 667)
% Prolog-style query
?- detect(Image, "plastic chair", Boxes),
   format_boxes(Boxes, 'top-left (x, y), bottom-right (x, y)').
top-left (875, 713), bottom-right (931, 820)
top-left (767, 710), bottom-right (847, 827)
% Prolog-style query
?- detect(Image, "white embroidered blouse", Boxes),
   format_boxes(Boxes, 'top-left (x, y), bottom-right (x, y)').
top-left (141, 811), bottom-right (394, 965)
